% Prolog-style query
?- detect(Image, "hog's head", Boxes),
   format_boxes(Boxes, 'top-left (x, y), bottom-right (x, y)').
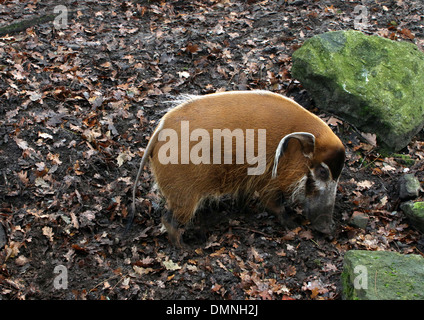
top-left (272, 132), bottom-right (345, 234)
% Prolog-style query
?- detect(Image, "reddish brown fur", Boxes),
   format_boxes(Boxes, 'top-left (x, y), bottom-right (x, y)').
top-left (137, 91), bottom-right (344, 245)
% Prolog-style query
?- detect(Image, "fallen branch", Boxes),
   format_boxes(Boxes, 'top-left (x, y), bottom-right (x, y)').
top-left (0, 14), bottom-right (58, 37)
top-left (0, 10), bottom-right (75, 37)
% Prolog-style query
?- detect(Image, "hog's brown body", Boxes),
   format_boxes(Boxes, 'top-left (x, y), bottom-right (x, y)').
top-left (132, 91), bottom-right (345, 247)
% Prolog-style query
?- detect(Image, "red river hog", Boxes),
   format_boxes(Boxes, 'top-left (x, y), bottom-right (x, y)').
top-left (131, 90), bottom-right (345, 247)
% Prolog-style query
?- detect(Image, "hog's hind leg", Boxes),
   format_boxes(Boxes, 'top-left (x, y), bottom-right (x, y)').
top-left (161, 195), bottom-right (200, 248)
top-left (161, 210), bottom-right (184, 248)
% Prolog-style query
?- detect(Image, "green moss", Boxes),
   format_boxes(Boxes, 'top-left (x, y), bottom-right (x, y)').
top-left (412, 202), bottom-right (424, 219)
top-left (341, 264), bottom-right (356, 299)
top-left (392, 153), bottom-right (415, 166)
top-left (413, 202), bottom-right (424, 210)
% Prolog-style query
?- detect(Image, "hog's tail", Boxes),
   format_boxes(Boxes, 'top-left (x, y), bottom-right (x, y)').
top-left (125, 119), bottom-right (165, 232)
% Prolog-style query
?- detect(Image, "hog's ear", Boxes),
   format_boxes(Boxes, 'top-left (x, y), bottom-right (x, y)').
top-left (272, 132), bottom-right (315, 178)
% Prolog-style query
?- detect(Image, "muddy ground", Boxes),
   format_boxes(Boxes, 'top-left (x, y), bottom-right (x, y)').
top-left (1, 0), bottom-right (424, 300)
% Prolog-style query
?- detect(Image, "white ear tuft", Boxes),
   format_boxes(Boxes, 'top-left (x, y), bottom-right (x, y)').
top-left (272, 132), bottom-right (315, 178)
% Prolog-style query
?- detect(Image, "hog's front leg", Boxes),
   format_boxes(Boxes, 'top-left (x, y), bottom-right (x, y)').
top-left (266, 197), bottom-right (297, 230)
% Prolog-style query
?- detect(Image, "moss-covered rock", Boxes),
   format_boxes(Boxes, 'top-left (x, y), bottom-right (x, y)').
top-left (400, 201), bottom-right (424, 233)
top-left (292, 30), bottom-right (424, 151)
top-left (342, 250), bottom-right (424, 300)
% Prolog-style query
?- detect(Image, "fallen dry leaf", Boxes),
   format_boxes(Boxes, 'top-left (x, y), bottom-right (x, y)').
top-left (163, 259), bottom-right (181, 271)
top-left (13, 136), bottom-right (29, 150)
top-left (42, 226), bottom-right (54, 242)
top-left (356, 180), bottom-right (375, 190)
top-left (133, 265), bottom-right (154, 275)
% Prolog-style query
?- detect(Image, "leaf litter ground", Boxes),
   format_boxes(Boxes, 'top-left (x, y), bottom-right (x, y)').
top-left (1, 0), bottom-right (424, 300)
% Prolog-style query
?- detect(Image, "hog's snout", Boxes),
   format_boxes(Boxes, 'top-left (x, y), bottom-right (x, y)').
top-left (303, 177), bottom-right (338, 235)
top-left (309, 213), bottom-right (335, 235)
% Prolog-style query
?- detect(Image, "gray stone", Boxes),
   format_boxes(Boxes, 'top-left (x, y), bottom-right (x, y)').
top-left (349, 211), bottom-right (369, 229)
top-left (292, 30), bottom-right (424, 151)
top-left (398, 174), bottom-right (421, 200)
top-left (342, 250), bottom-right (424, 300)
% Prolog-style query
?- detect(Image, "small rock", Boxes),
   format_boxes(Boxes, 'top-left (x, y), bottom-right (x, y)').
top-left (349, 211), bottom-right (369, 229)
top-left (0, 223), bottom-right (6, 249)
top-left (287, 0), bottom-right (305, 5)
top-left (399, 174), bottom-right (421, 200)
top-left (400, 201), bottom-right (424, 233)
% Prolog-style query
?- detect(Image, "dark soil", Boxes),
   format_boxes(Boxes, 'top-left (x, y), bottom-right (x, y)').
top-left (0, 0), bottom-right (424, 300)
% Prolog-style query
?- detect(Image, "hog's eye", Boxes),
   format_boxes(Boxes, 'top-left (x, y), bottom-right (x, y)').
top-left (315, 164), bottom-right (329, 181)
